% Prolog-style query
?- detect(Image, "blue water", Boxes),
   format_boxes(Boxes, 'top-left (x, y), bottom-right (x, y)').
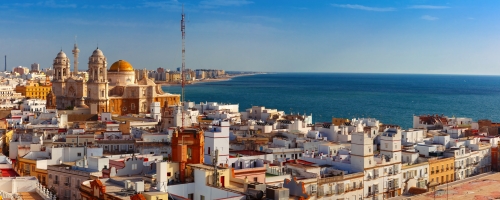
top-left (161, 73), bottom-right (500, 128)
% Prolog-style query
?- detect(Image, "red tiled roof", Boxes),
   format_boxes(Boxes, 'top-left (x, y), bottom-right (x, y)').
top-left (230, 150), bottom-right (266, 156)
top-left (109, 160), bottom-right (125, 169)
top-left (285, 159), bottom-right (315, 165)
top-left (1, 169), bottom-right (18, 177)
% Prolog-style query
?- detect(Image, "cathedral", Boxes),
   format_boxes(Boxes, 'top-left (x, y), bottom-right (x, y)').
top-left (50, 44), bottom-right (180, 116)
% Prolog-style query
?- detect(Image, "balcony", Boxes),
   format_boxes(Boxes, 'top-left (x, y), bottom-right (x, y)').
top-left (387, 185), bottom-right (400, 191)
top-left (374, 174), bottom-right (379, 178)
top-left (431, 171), bottom-right (435, 175)
top-left (53, 180), bottom-right (59, 185)
top-left (64, 182), bottom-right (71, 187)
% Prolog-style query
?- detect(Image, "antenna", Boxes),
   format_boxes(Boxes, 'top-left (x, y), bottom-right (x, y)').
top-left (4, 55), bottom-right (6, 72)
top-left (181, 4), bottom-right (186, 128)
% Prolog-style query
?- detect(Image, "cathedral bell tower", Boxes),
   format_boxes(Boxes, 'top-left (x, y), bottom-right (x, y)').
top-left (87, 48), bottom-right (109, 114)
top-left (53, 50), bottom-right (70, 82)
top-left (52, 50), bottom-right (70, 109)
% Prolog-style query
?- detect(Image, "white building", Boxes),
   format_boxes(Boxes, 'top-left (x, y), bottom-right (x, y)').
top-left (204, 120), bottom-right (230, 166)
top-left (402, 129), bottom-right (426, 144)
top-left (444, 146), bottom-right (472, 180)
top-left (20, 99), bottom-right (47, 113)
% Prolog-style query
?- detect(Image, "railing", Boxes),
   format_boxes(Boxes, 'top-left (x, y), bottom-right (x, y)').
top-left (53, 180), bottom-right (59, 185)
top-left (35, 182), bottom-right (57, 200)
top-left (0, 190), bottom-right (14, 199)
top-left (64, 182), bottom-right (71, 187)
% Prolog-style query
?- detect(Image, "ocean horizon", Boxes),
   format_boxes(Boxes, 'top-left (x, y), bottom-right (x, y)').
top-left (162, 73), bottom-right (500, 128)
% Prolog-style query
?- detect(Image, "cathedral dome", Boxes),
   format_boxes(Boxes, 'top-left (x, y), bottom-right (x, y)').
top-left (56, 50), bottom-right (67, 58)
top-left (92, 48), bottom-right (104, 57)
top-left (109, 60), bottom-right (134, 72)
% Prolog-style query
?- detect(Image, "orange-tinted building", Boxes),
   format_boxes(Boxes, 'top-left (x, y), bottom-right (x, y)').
top-left (492, 142), bottom-right (500, 172)
top-left (170, 128), bottom-right (204, 182)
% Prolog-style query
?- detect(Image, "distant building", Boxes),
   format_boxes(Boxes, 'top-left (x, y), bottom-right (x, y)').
top-left (13, 66), bottom-right (30, 75)
top-left (30, 63), bottom-right (40, 73)
top-left (15, 77), bottom-right (52, 100)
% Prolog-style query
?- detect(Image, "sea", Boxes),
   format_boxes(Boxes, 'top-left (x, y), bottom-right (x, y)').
top-left (161, 73), bottom-right (500, 129)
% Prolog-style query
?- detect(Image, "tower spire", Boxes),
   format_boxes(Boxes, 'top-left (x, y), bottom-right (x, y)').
top-left (72, 35), bottom-right (80, 77)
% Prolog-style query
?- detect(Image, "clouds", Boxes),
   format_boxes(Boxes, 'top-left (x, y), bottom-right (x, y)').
top-left (408, 5), bottom-right (450, 9)
top-left (331, 4), bottom-right (395, 12)
top-left (332, 4), bottom-right (451, 12)
top-left (421, 15), bottom-right (439, 21)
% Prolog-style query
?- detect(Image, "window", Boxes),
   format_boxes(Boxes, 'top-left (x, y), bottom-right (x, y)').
top-left (167, 172), bottom-right (171, 177)
top-left (254, 177), bottom-right (258, 182)
top-left (187, 148), bottom-right (192, 159)
top-left (77, 153), bottom-right (82, 156)
top-left (200, 195), bottom-right (205, 200)
top-left (131, 103), bottom-right (135, 110)
top-left (132, 164), bottom-right (137, 170)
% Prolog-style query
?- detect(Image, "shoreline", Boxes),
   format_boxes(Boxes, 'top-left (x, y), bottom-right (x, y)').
top-left (158, 73), bottom-right (258, 86)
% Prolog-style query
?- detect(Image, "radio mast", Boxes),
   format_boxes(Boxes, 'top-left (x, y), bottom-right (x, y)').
top-left (180, 5), bottom-right (186, 128)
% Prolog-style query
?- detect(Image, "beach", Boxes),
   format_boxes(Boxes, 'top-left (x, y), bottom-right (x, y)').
top-left (158, 73), bottom-right (256, 86)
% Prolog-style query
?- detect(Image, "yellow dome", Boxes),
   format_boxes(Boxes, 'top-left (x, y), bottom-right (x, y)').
top-left (109, 60), bottom-right (134, 72)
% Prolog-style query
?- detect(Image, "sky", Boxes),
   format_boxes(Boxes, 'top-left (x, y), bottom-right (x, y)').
top-left (1, 0), bottom-right (500, 74)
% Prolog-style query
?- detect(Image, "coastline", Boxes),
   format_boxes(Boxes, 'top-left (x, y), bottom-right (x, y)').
top-left (158, 73), bottom-right (258, 86)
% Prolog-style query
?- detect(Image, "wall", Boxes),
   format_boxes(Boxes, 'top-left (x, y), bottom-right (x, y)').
top-left (168, 183), bottom-right (195, 198)
top-left (110, 157), bottom-right (151, 177)
top-left (0, 177), bottom-right (37, 193)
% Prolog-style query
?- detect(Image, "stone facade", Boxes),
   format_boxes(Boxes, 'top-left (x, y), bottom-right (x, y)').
top-left (51, 45), bottom-right (180, 115)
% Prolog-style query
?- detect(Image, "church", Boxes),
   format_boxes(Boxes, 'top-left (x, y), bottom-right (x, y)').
top-left (50, 44), bottom-right (180, 116)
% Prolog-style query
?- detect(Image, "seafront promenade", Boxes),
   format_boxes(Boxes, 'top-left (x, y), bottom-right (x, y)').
top-left (391, 172), bottom-right (498, 200)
